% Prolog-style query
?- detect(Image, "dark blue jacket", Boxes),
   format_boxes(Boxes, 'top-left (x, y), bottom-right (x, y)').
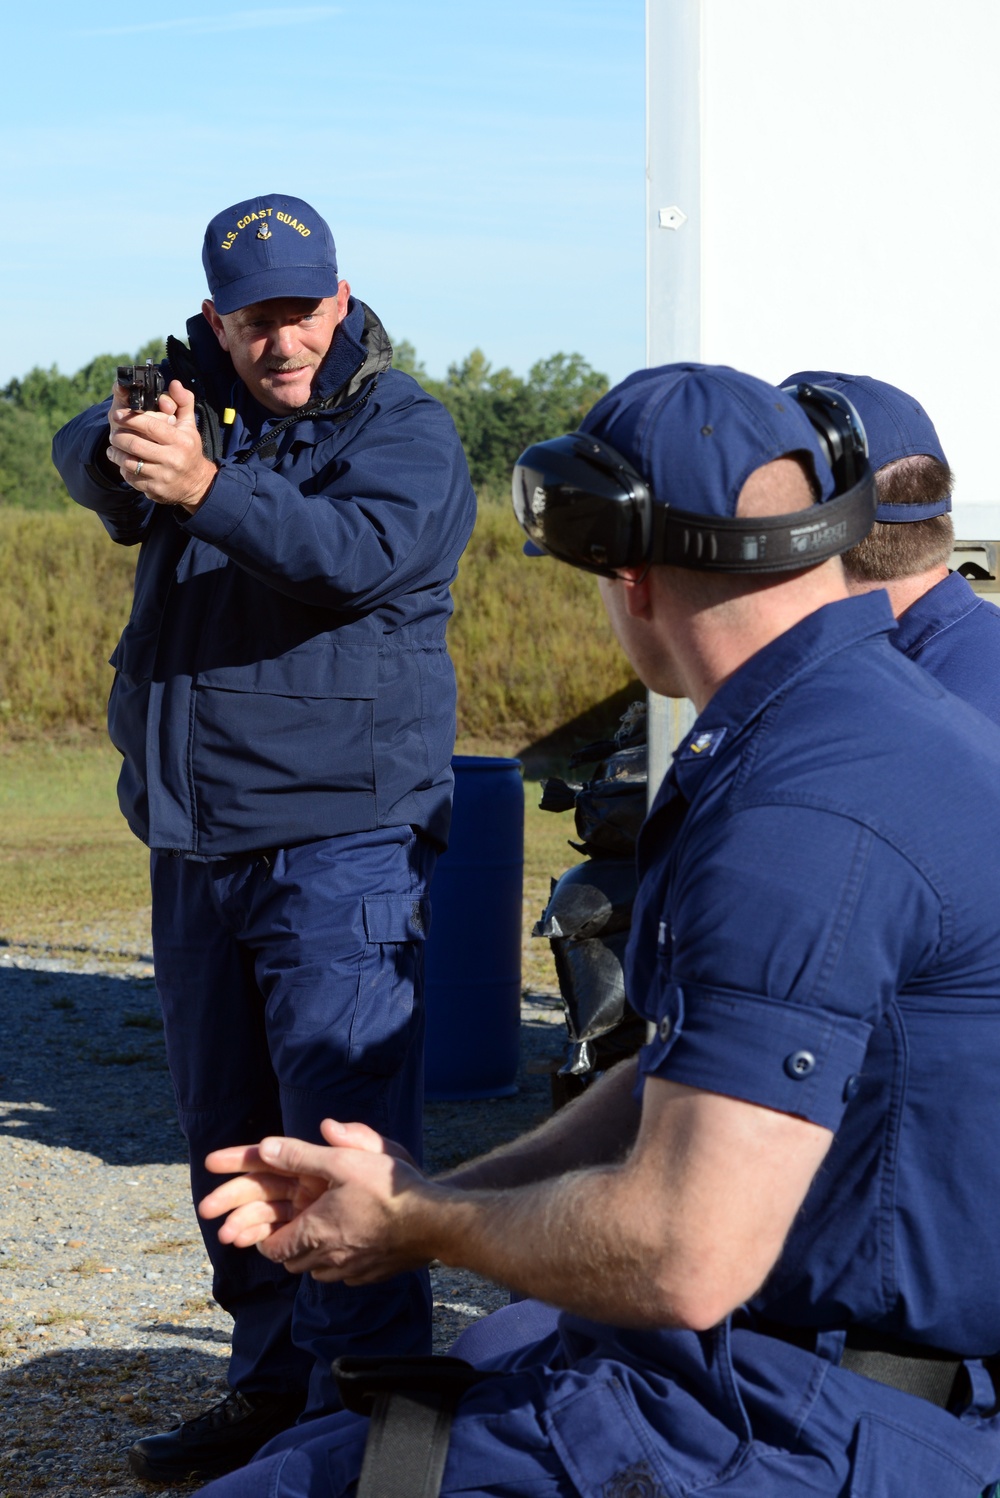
top-left (52, 300), bottom-right (476, 855)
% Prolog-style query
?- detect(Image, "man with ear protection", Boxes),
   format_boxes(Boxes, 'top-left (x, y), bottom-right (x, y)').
top-left (784, 370), bottom-right (1000, 725)
top-left (195, 364), bottom-right (1000, 1498)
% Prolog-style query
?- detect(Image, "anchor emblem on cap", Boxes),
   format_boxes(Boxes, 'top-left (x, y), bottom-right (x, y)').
top-left (257, 224), bottom-right (273, 240)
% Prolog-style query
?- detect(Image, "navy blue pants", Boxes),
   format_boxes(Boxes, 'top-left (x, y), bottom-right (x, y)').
top-left (198, 1308), bottom-right (1000, 1497)
top-left (150, 826), bottom-right (435, 1414)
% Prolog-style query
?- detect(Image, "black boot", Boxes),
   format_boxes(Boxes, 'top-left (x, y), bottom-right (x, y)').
top-left (127, 1388), bottom-right (308, 1483)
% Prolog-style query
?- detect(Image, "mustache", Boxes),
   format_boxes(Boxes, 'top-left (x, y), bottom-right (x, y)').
top-left (264, 359), bottom-right (313, 373)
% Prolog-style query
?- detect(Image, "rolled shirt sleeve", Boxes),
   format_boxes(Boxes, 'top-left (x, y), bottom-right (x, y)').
top-left (639, 981), bottom-right (872, 1131)
top-left (631, 802), bottom-right (945, 1132)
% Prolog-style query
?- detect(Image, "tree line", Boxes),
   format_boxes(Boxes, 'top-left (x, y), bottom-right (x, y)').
top-left (0, 335), bottom-right (607, 508)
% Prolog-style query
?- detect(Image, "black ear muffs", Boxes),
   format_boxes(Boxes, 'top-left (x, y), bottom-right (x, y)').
top-left (512, 433), bottom-right (653, 575)
top-left (512, 383), bottom-right (876, 576)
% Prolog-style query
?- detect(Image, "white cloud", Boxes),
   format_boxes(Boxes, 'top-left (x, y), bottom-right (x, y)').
top-left (81, 6), bottom-right (340, 38)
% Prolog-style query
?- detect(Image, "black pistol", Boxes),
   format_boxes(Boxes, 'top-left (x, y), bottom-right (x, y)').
top-left (117, 359), bottom-right (166, 412)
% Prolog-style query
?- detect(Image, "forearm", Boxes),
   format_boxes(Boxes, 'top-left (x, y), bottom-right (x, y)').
top-left (441, 1058), bottom-right (641, 1192)
top-left (410, 1075), bottom-right (831, 1330)
top-left (411, 1161), bottom-right (683, 1327)
top-left (202, 1080), bottom-right (830, 1333)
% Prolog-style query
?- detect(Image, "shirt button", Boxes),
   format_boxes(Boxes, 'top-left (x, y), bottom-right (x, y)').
top-left (784, 1049), bottom-right (816, 1080)
top-left (843, 1073), bottom-right (860, 1102)
top-left (658, 1016), bottom-right (672, 1042)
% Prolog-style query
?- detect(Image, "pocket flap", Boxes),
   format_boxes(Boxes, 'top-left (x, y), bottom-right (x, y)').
top-left (849, 1412), bottom-right (992, 1497)
top-left (109, 626), bottom-right (157, 683)
top-left (196, 638), bottom-right (377, 699)
top-left (362, 894), bottom-right (430, 943)
top-left (544, 1377), bottom-right (682, 1498)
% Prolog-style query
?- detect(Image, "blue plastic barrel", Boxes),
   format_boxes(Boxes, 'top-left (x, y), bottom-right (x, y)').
top-left (423, 756), bottom-right (524, 1100)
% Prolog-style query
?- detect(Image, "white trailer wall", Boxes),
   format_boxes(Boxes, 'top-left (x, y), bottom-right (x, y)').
top-left (648, 0), bottom-right (1000, 541)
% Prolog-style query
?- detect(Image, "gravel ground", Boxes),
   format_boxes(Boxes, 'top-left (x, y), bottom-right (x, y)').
top-left (0, 946), bottom-right (567, 1496)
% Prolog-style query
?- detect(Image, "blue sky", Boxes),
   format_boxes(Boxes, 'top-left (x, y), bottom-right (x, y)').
top-left (1, 1), bottom-right (644, 388)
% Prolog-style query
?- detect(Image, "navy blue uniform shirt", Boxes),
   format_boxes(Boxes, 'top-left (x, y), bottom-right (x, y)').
top-left (194, 591), bottom-right (1000, 1498)
top-left (893, 569), bottom-right (1000, 726)
top-left (620, 591), bottom-right (1000, 1355)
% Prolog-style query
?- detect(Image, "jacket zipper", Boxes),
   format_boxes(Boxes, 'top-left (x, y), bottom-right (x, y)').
top-left (233, 379), bottom-right (379, 465)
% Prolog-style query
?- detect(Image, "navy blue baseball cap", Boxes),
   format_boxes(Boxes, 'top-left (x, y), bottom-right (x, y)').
top-left (783, 371), bottom-right (950, 522)
top-left (202, 194), bottom-right (339, 315)
top-left (581, 363), bottom-right (836, 514)
top-left (520, 362), bottom-right (844, 561)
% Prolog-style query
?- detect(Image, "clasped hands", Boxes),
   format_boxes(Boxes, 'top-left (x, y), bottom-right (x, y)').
top-left (198, 1119), bottom-right (434, 1284)
top-left (106, 378), bottom-right (218, 512)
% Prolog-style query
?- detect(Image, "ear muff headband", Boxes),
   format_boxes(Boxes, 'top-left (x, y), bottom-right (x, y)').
top-left (512, 383), bottom-right (876, 576)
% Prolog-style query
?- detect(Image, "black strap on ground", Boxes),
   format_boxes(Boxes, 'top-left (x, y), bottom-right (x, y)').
top-left (333, 1355), bottom-right (502, 1498)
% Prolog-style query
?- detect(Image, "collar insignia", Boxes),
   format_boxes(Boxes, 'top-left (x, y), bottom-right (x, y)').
top-left (679, 727), bottom-right (727, 760)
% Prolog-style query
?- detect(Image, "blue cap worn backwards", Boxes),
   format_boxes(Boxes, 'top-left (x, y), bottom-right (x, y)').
top-left (580, 363), bottom-right (837, 514)
top-left (202, 194), bottom-right (339, 316)
top-left (517, 363), bottom-right (874, 572)
top-left (784, 371), bottom-right (950, 523)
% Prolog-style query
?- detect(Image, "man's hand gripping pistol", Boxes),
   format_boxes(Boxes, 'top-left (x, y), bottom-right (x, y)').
top-left (116, 359), bottom-right (166, 412)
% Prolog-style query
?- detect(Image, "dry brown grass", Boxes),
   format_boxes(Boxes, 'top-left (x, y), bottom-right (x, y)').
top-left (0, 503), bottom-right (634, 746)
top-left (450, 503), bottom-right (635, 743)
top-left (0, 510), bottom-right (135, 733)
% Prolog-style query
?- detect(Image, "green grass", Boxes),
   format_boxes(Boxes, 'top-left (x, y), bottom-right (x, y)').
top-left (0, 737), bottom-right (150, 958)
top-left (0, 736), bottom-right (587, 991)
top-left (520, 775), bottom-right (584, 993)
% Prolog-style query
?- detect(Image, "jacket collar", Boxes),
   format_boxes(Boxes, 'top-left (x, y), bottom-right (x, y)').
top-left (891, 570), bottom-right (983, 657)
top-left (667, 591), bottom-right (897, 803)
top-left (182, 296), bottom-right (393, 424)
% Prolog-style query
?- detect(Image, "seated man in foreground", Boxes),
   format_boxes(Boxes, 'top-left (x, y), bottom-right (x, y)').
top-left (197, 365), bottom-right (1000, 1497)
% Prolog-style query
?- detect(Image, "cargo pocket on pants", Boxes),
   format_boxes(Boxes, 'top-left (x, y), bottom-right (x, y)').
top-left (346, 893), bottom-right (430, 1075)
top-left (849, 1413), bottom-right (990, 1498)
top-left (544, 1376), bottom-right (683, 1498)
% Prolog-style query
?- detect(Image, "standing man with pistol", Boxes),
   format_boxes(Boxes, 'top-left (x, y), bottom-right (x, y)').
top-left (52, 192), bottom-right (476, 1484)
